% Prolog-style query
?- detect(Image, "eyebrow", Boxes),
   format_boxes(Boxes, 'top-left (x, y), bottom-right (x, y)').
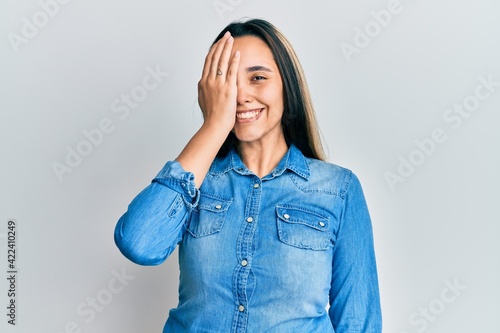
top-left (246, 65), bottom-right (273, 73)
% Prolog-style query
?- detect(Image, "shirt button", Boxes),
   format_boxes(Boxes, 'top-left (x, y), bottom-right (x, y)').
top-left (319, 221), bottom-right (325, 227)
top-left (283, 214), bottom-right (290, 219)
top-left (253, 183), bottom-right (260, 188)
top-left (241, 259), bottom-right (248, 267)
top-left (246, 217), bottom-right (254, 223)
top-left (238, 305), bottom-right (245, 312)
top-left (215, 204), bottom-right (222, 210)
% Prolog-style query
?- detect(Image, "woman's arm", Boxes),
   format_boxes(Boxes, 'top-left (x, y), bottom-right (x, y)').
top-left (329, 172), bottom-right (382, 332)
top-left (114, 32), bottom-right (240, 265)
top-left (114, 161), bottom-right (197, 265)
top-left (176, 31), bottom-right (240, 188)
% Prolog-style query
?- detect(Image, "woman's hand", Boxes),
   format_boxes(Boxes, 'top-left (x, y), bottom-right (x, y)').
top-left (198, 31), bottom-right (241, 132)
top-left (175, 32), bottom-right (240, 188)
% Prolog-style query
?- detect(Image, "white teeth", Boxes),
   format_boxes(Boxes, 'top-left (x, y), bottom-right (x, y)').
top-left (236, 109), bottom-right (261, 119)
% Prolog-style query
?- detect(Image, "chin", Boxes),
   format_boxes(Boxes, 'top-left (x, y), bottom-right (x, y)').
top-left (232, 128), bottom-right (262, 143)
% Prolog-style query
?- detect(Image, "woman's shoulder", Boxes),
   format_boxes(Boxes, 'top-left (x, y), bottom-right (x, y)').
top-left (302, 157), bottom-right (362, 199)
top-left (306, 157), bottom-right (353, 179)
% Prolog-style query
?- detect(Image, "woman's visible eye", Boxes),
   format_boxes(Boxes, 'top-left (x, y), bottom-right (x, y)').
top-left (252, 76), bottom-right (266, 81)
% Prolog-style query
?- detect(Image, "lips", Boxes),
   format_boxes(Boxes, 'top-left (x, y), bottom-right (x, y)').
top-left (236, 108), bottom-right (263, 120)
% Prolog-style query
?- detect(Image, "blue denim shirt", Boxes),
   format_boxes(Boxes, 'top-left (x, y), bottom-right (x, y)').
top-left (114, 144), bottom-right (382, 332)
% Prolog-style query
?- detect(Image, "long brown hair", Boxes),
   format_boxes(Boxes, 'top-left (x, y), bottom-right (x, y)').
top-left (213, 18), bottom-right (325, 161)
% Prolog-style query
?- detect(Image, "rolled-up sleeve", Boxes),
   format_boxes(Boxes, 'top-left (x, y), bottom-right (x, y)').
top-left (329, 172), bottom-right (382, 332)
top-left (114, 161), bottom-right (199, 266)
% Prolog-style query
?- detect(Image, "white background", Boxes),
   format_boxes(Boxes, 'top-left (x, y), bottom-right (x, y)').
top-left (1, 0), bottom-right (499, 332)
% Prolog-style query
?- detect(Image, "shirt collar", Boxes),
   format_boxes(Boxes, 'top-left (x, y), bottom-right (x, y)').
top-left (209, 144), bottom-right (310, 180)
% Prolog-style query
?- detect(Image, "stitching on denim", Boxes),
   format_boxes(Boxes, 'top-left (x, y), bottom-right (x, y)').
top-left (287, 172), bottom-right (343, 196)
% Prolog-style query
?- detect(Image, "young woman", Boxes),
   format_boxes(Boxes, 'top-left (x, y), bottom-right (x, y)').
top-left (114, 18), bottom-right (382, 332)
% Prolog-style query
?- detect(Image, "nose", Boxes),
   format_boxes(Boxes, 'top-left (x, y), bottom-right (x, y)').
top-left (236, 79), bottom-right (252, 105)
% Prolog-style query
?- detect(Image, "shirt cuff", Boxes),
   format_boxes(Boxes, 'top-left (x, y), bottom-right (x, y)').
top-left (152, 160), bottom-right (200, 208)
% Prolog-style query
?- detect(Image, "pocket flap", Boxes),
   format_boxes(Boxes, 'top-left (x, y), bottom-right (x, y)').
top-left (276, 205), bottom-right (331, 250)
top-left (197, 195), bottom-right (232, 213)
top-left (276, 205), bottom-right (329, 230)
top-left (188, 194), bottom-right (232, 238)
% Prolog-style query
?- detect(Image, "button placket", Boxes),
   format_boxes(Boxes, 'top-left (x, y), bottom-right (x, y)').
top-left (232, 177), bottom-right (261, 331)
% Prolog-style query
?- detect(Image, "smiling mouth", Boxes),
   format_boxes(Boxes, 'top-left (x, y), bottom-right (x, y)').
top-left (236, 108), bottom-right (263, 120)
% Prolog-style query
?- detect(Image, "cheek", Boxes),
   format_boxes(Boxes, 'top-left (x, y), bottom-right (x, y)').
top-left (258, 83), bottom-right (284, 110)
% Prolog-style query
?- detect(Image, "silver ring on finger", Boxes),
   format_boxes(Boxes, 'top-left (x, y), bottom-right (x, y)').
top-left (216, 69), bottom-right (223, 76)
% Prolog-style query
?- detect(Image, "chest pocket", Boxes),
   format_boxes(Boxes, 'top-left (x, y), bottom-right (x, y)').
top-left (276, 205), bottom-right (331, 250)
top-left (187, 194), bottom-right (232, 238)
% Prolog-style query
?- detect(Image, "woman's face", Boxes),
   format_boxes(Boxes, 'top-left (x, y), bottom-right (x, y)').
top-left (230, 36), bottom-right (285, 146)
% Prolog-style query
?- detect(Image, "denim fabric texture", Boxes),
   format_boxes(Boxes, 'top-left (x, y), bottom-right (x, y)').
top-left (114, 144), bottom-right (382, 332)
